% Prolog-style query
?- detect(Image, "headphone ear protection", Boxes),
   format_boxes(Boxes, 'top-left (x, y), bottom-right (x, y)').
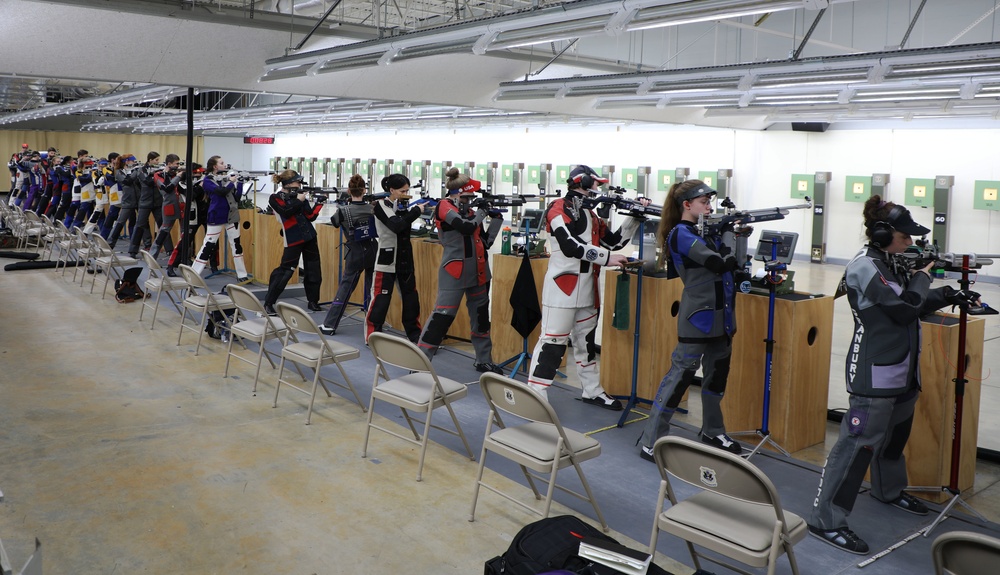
top-left (870, 204), bottom-right (906, 249)
top-left (568, 165), bottom-right (597, 191)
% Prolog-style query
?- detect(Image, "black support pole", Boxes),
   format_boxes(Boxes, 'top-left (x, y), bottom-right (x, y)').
top-left (181, 87), bottom-right (195, 266)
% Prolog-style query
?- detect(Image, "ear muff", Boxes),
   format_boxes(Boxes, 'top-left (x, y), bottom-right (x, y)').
top-left (870, 205), bottom-right (906, 248)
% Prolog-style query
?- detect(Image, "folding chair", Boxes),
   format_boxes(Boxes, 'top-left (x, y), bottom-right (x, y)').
top-left (139, 250), bottom-right (188, 328)
top-left (18, 210), bottom-right (47, 251)
top-left (932, 531), bottom-right (1000, 575)
top-left (648, 436), bottom-right (806, 575)
top-left (274, 302), bottom-right (364, 424)
top-left (469, 372), bottom-right (608, 531)
top-left (55, 224), bottom-right (84, 277)
top-left (40, 216), bottom-right (68, 261)
top-left (176, 264), bottom-right (235, 356)
top-left (72, 230), bottom-right (109, 286)
top-left (225, 285), bottom-right (288, 394)
top-left (89, 233), bottom-right (139, 299)
top-left (362, 332), bottom-right (474, 481)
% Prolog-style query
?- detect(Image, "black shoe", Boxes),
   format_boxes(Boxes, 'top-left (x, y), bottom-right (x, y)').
top-left (307, 301), bottom-right (323, 312)
top-left (128, 253), bottom-right (138, 259)
top-left (640, 446), bottom-right (655, 463)
top-left (263, 304), bottom-right (277, 316)
top-left (881, 492), bottom-right (929, 516)
top-left (701, 433), bottom-right (743, 455)
top-left (318, 324), bottom-right (335, 336)
top-left (808, 525), bottom-right (869, 555)
top-left (236, 276), bottom-right (252, 285)
top-left (474, 362), bottom-right (503, 374)
top-left (580, 392), bottom-right (623, 411)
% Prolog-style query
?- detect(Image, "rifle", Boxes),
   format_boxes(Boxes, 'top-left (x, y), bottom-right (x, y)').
top-left (581, 187), bottom-right (662, 219)
top-left (696, 196), bottom-right (813, 237)
top-left (899, 238), bottom-right (999, 272)
top-left (480, 191), bottom-right (538, 208)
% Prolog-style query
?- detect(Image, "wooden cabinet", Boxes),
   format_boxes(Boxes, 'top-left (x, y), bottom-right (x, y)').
top-left (722, 292), bottom-right (834, 453)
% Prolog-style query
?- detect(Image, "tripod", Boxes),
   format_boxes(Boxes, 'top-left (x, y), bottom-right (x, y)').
top-left (911, 253), bottom-right (996, 537)
top-left (616, 229), bottom-right (653, 427)
top-left (732, 238), bottom-right (791, 459)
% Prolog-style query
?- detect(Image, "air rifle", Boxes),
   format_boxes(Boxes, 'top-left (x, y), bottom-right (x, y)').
top-left (581, 187), bottom-right (662, 218)
top-left (696, 196), bottom-right (812, 237)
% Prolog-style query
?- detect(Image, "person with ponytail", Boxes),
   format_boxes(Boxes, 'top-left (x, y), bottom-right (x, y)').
top-left (318, 174), bottom-right (377, 335)
top-left (415, 167), bottom-right (504, 373)
top-left (189, 155), bottom-right (250, 282)
top-left (639, 179), bottom-right (743, 461)
top-left (808, 195), bottom-right (961, 555)
top-left (365, 173), bottom-right (423, 342)
top-left (261, 169), bottom-right (325, 315)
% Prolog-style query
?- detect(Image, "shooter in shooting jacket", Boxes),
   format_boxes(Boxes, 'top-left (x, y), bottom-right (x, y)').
top-left (319, 174), bottom-right (377, 336)
top-left (808, 196), bottom-right (973, 555)
top-left (639, 179), bottom-right (744, 460)
top-left (526, 164), bottom-right (644, 410)
top-left (415, 167), bottom-right (504, 373)
top-left (262, 170), bottom-right (325, 316)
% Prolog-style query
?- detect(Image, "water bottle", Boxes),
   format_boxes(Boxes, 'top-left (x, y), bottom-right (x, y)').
top-left (501, 226), bottom-right (512, 255)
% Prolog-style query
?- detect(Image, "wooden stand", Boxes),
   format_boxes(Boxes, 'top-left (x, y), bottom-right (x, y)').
top-left (599, 271), bottom-right (683, 399)
top-left (252, 210), bottom-right (295, 286)
top-left (723, 291), bottom-right (833, 454)
top-left (906, 313), bottom-right (984, 503)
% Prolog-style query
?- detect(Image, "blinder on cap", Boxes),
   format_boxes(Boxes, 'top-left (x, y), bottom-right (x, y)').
top-left (887, 205), bottom-right (930, 236)
top-left (676, 183), bottom-right (717, 205)
top-left (281, 173), bottom-right (304, 187)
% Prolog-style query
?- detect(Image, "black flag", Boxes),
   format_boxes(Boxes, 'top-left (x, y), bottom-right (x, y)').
top-left (509, 249), bottom-right (542, 339)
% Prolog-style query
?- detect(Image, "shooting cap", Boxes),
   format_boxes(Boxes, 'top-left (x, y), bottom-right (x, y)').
top-left (98, 158), bottom-right (109, 166)
top-left (675, 181), bottom-right (717, 205)
top-left (444, 167), bottom-right (481, 195)
top-left (568, 164), bottom-right (608, 189)
top-left (280, 171), bottom-right (304, 187)
top-left (883, 204), bottom-right (930, 237)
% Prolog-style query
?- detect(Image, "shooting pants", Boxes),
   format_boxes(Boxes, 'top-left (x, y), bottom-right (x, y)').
top-left (264, 238), bottom-right (322, 307)
top-left (527, 306), bottom-right (603, 401)
top-left (191, 223), bottom-right (247, 278)
top-left (322, 239), bottom-right (376, 332)
top-left (417, 283), bottom-right (493, 364)
top-left (809, 390), bottom-right (917, 530)
top-left (366, 269), bottom-right (421, 343)
top-left (640, 338), bottom-right (732, 449)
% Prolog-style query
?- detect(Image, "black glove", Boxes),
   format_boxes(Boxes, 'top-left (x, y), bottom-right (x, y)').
top-left (471, 197), bottom-right (491, 210)
top-left (488, 209), bottom-right (503, 218)
top-left (723, 256), bottom-right (740, 272)
top-left (945, 287), bottom-right (981, 310)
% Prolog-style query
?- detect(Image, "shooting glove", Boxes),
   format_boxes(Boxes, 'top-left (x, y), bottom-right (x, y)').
top-left (944, 287), bottom-right (981, 310)
top-left (724, 255), bottom-right (741, 272)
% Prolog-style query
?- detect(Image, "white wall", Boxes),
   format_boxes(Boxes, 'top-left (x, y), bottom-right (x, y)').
top-left (236, 124), bottom-right (1000, 277)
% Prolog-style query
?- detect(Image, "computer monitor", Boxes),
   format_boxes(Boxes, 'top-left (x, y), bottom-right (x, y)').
top-left (631, 219), bottom-right (659, 246)
top-left (521, 209), bottom-right (543, 233)
top-left (755, 230), bottom-right (799, 264)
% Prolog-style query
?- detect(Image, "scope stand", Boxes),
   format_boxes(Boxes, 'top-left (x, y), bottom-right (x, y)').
top-left (732, 239), bottom-right (791, 459)
top-left (909, 254), bottom-right (990, 537)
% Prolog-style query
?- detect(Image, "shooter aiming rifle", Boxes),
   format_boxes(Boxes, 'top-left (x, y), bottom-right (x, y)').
top-left (696, 196), bottom-right (813, 237)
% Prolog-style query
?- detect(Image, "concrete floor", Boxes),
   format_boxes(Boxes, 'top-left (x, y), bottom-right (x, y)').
top-left (0, 263), bottom-right (689, 574)
top-left (3, 237), bottom-right (1000, 574)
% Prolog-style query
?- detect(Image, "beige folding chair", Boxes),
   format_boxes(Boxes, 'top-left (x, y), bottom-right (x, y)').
top-left (225, 285), bottom-right (289, 394)
top-left (273, 302), bottom-right (364, 424)
top-left (648, 436), bottom-right (806, 575)
top-left (89, 233), bottom-right (139, 299)
top-left (55, 225), bottom-right (85, 277)
top-left (469, 372), bottom-right (608, 531)
top-left (932, 531), bottom-right (1000, 575)
top-left (139, 250), bottom-right (188, 328)
top-left (40, 216), bottom-right (69, 261)
top-left (362, 332), bottom-right (474, 481)
top-left (18, 210), bottom-right (47, 251)
top-left (176, 264), bottom-right (235, 356)
top-left (72, 230), bottom-right (110, 286)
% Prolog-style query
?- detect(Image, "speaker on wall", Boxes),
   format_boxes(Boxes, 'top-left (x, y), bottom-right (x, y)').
top-left (791, 122), bottom-right (830, 132)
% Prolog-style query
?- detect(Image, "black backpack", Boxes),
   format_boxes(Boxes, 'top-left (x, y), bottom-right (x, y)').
top-left (484, 515), bottom-right (673, 575)
top-left (114, 267), bottom-right (146, 303)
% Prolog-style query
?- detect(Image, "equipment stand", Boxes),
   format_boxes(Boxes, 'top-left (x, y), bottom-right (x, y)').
top-left (911, 254), bottom-right (990, 537)
top-left (616, 225), bottom-right (652, 427)
top-left (732, 238), bottom-right (791, 459)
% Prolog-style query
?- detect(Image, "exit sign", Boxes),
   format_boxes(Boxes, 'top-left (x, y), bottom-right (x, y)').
top-left (244, 136), bottom-right (275, 144)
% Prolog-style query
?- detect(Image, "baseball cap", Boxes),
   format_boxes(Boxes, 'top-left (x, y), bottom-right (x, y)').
top-left (887, 205), bottom-right (930, 236)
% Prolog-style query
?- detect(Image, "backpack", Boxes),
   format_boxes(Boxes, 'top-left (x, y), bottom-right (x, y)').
top-left (484, 515), bottom-right (673, 575)
top-left (115, 267), bottom-right (146, 303)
